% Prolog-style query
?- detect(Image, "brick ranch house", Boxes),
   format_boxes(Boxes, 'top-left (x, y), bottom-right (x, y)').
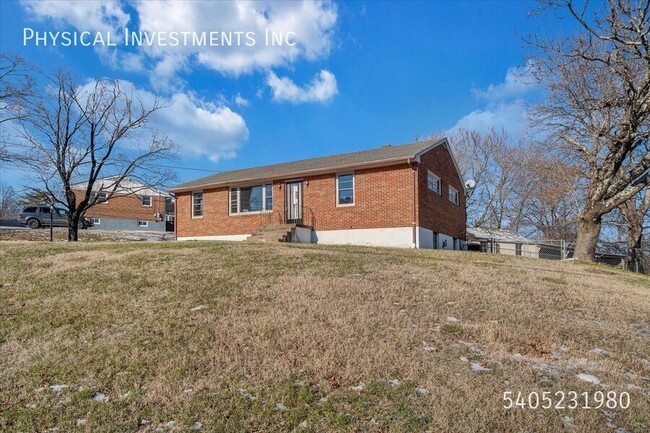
top-left (73, 177), bottom-right (174, 231)
top-left (170, 138), bottom-right (466, 249)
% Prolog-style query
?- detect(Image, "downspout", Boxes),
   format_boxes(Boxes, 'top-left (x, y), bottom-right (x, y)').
top-left (409, 158), bottom-right (418, 248)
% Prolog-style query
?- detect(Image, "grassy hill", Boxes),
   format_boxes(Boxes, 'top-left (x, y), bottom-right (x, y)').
top-left (1, 241), bottom-right (649, 432)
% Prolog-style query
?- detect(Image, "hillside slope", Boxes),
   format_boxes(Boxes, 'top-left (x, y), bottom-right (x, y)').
top-left (1, 241), bottom-right (649, 432)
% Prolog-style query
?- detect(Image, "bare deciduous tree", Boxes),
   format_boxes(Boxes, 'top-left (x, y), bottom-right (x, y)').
top-left (0, 183), bottom-right (19, 220)
top-left (450, 128), bottom-right (536, 232)
top-left (0, 53), bottom-right (34, 162)
top-left (522, 149), bottom-right (581, 239)
top-left (620, 188), bottom-right (649, 271)
top-left (12, 71), bottom-right (176, 240)
top-left (530, 0), bottom-right (650, 261)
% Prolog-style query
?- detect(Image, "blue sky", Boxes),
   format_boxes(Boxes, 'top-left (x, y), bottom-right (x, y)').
top-left (0, 0), bottom-right (573, 189)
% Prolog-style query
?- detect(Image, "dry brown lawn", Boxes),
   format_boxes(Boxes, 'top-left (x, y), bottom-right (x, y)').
top-left (0, 241), bottom-right (648, 432)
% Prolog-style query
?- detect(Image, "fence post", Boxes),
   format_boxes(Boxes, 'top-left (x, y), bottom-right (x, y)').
top-left (561, 240), bottom-right (565, 261)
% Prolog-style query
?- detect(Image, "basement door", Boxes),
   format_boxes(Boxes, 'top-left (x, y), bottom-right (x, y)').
top-left (285, 181), bottom-right (303, 224)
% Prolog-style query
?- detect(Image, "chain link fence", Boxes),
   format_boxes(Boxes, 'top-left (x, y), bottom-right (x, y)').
top-left (474, 239), bottom-right (647, 274)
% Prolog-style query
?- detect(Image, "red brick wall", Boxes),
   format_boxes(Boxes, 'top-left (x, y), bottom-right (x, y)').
top-left (75, 191), bottom-right (166, 221)
top-left (417, 144), bottom-right (466, 240)
top-left (175, 164), bottom-right (416, 238)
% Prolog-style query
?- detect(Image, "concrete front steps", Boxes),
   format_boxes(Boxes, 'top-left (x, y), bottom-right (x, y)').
top-left (246, 224), bottom-right (298, 243)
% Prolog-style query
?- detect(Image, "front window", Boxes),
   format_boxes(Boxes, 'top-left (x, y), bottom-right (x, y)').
top-left (448, 186), bottom-right (459, 206)
top-left (230, 184), bottom-right (273, 214)
top-left (141, 195), bottom-right (152, 207)
top-left (337, 173), bottom-right (354, 206)
top-left (192, 192), bottom-right (203, 217)
top-left (427, 171), bottom-right (441, 194)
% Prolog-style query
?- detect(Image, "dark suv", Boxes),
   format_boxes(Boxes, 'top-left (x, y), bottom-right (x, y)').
top-left (18, 205), bottom-right (93, 229)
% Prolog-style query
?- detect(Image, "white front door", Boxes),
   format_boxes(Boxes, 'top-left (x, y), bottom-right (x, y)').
top-left (286, 181), bottom-right (303, 223)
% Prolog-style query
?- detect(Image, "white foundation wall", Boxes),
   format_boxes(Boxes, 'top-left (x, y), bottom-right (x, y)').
top-left (292, 226), bottom-right (313, 243)
top-left (177, 234), bottom-right (249, 242)
top-left (314, 227), bottom-right (415, 248)
top-left (177, 227), bottom-right (465, 250)
top-left (417, 227), bottom-right (435, 249)
top-left (437, 232), bottom-right (455, 250)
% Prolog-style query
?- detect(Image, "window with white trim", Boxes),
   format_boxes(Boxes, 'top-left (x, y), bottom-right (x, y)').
top-left (192, 192), bottom-right (203, 217)
top-left (138, 221), bottom-right (148, 227)
top-left (336, 173), bottom-right (354, 206)
top-left (448, 186), bottom-right (460, 205)
top-left (92, 218), bottom-right (101, 225)
top-left (427, 171), bottom-right (441, 194)
top-left (230, 184), bottom-right (273, 214)
top-left (90, 191), bottom-right (108, 204)
top-left (141, 195), bottom-right (152, 207)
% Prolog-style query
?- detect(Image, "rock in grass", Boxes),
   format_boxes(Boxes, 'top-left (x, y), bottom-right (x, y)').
top-left (163, 421), bottom-right (175, 430)
top-left (140, 419), bottom-right (151, 426)
top-left (576, 373), bottom-right (601, 385)
top-left (470, 362), bottom-right (491, 373)
top-left (459, 356), bottom-right (469, 363)
top-left (190, 305), bottom-right (207, 312)
top-left (389, 379), bottom-right (401, 387)
top-left (588, 348), bottom-right (610, 357)
top-left (76, 419), bottom-right (87, 426)
top-left (415, 387), bottom-right (429, 395)
top-left (236, 389), bottom-right (256, 401)
top-left (560, 415), bottom-right (575, 429)
top-left (446, 316), bottom-right (460, 323)
top-left (350, 384), bottom-right (365, 392)
top-left (49, 385), bottom-right (68, 392)
top-left (276, 403), bottom-right (287, 411)
top-left (91, 392), bottom-right (109, 403)
top-left (191, 421), bottom-right (203, 430)
top-left (423, 342), bottom-right (436, 352)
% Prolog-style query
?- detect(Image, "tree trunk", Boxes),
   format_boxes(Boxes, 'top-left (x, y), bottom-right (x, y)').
top-left (68, 215), bottom-right (80, 241)
top-left (574, 217), bottom-right (602, 261)
top-left (626, 225), bottom-right (644, 273)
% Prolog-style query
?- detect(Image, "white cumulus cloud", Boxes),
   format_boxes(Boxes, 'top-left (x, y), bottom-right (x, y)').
top-left (77, 80), bottom-right (249, 163)
top-left (452, 63), bottom-right (539, 139)
top-left (471, 62), bottom-right (538, 103)
top-left (266, 70), bottom-right (338, 104)
top-left (20, 0), bottom-right (129, 38)
top-left (20, 1), bottom-right (338, 82)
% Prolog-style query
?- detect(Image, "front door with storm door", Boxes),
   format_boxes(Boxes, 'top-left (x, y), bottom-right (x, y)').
top-left (285, 181), bottom-right (303, 224)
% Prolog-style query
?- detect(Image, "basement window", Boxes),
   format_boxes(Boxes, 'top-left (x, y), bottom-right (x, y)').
top-left (92, 218), bottom-right (101, 225)
top-left (138, 221), bottom-right (148, 227)
top-left (141, 195), bottom-right (152, 207)
top-left (230, 184), bottom-right (273, 214)
top-left (427, 171), bottom-right (441, 194)
top-left (448, 186), bottom-right (459, 206)
top-left (336, 173), bottom-right (354, 206)
top-left (192, 192), bottom-right (203, 218)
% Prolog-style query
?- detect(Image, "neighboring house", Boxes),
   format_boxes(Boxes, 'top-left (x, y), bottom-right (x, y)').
top-left (467, 227), bottom-right (541, 257)
top-left (170, 138), bottom-right (466, 249)
top-left (72, 177), bottom-right (174, 231)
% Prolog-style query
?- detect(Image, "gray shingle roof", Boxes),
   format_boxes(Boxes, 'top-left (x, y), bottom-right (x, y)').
top-left (171, 138), bottom-right (446, 191)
